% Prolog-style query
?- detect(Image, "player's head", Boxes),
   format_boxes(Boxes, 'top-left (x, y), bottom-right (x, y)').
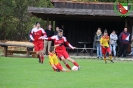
top-left (58, 29), bottom-right (63, 38)
top-left (49, 47), bottom-right (55, 53)
top-left (104, 29), bottom-right (108, 36)
top-left (124, 27), bottom-right (128, 32)
top-left (36, 22), bottom-right (40, 28)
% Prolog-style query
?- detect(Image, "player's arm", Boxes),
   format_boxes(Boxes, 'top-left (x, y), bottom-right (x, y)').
top-left (29, 29), bottom-right (34, 41)
top-left (43, 35), bottom-right (55, 41)
top-left (64, 37), bottom-right (75, 49)
top-left (38, 29), bottom-right (47, 39)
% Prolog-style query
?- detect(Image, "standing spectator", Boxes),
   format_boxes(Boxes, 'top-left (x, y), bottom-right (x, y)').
top-left (110, 30), bottom-right (118, 59)
top-left (118, 27), bottom-right (131, 57)
top-left (130, 38), bottom-right (133, 58)
top-left (54, 27), bottom-right (59, 35)
top-left (44, 24), bottom-right (54, 55)
top-left (94, 28), bottom-right (102, 59)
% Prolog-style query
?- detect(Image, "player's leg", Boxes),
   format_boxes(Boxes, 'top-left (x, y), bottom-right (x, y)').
top-left (34, 42), bottom-right (41, 63)
top-left (39, 41), bottom-right (45, 63)
top-left (107, 47), bottom-right (114, 63)
top-left (60, 56), bottom-right (71, 70)
top-left (56, 63), bottom-right (70, 72)
top-left (63, 50), bottom-right (80, 69)
top-left (56, 51), bottom-right (71, 70)
top-left (102, 46), bottom-right (107, 63)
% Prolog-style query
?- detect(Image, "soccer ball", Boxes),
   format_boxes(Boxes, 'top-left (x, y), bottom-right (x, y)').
top-left (72, 66), bottom-right (78, 71)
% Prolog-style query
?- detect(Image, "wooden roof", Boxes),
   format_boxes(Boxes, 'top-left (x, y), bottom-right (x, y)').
top-left (28, 7), bottom-right (133, 20)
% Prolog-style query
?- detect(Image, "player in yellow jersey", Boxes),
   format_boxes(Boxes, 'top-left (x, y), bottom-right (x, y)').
top-left (100, 29), bottom-right (114, 63)
top-left (48, 46), bottom-right (70, 72)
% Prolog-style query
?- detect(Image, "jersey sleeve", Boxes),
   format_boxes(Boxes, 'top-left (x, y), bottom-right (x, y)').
top-left (41, 29), bottom-right (47, 39)
top-left (45, 35), bottom-right (56, 40)
top-left (29, 28), bottom-right (34, 41)
top-left (64, 37), bottom-right (74, 49)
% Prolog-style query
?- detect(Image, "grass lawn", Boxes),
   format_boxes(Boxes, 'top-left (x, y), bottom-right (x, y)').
top-left (0, 56), bottom-right (133, 88)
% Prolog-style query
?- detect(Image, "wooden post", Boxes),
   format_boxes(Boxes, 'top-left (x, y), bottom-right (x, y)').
top-left (51, 20), bottom-right (53, 29)
top-left (4, 46), bottom-right (8, 57)
top-left (26, 47), bottom-right (30, 58)
top-left (47, 17), bottom-right (49, 25)
top-left (125, 19), bottom-right (128, 27)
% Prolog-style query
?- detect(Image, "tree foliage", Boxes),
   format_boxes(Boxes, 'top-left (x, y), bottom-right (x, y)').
top-left (0, 0), bottom-right (53, 40)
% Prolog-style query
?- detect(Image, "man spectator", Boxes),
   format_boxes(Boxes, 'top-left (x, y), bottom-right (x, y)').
top-left (44, 24), bottom-right (54, 55)
top-left (118, 27), bottom-right (131, 57)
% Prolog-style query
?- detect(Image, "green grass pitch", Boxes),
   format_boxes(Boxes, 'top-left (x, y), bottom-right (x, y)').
top-left (0, 56), bottom-right (133, 88)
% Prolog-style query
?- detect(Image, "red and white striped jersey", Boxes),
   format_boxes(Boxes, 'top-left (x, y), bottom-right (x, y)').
top-left (47, 35), bottom-right (74, 50)
top-left (30, 27), bottom-right (47, 41)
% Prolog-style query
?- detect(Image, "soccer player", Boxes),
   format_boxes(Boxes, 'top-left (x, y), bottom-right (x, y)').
top-left (49, 46), bottom-right (70, 72)
top-left (30, 22), bottom-right (47, 63)
top-left (100, 29), bottom-right (114, 63)
top-left (44, 29), bottom-right (80, 70)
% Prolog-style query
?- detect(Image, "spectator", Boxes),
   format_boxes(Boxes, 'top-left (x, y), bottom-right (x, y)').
top-left (44, 24), bottom-right (54, 55)
top-left (94, 28), bottom-right (102, 59)
top-left (54, 27), bottom-right (59, 35)
top-left (130, 38), bottom-right (133, 58)
top-left (118, 27), bottom-right (131, 57)
top-left (110, 30), bottom-right (118, 59)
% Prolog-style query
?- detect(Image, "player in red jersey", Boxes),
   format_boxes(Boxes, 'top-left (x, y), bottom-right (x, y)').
top-left (44, 29), bottom-right (80, 70)
top-left (30, 22), bottom-right (47, 63)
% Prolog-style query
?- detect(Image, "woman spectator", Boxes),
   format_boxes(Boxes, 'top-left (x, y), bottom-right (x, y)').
top-left (110, 30), bottom-right (118, 59)
top-left (94, 28), bottom-right (102, 59)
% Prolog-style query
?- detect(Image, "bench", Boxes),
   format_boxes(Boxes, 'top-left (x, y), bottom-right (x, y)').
top-left (0, 41), bottom-right (34, 57)
top-left (66, 47), bottom-right (96, 56)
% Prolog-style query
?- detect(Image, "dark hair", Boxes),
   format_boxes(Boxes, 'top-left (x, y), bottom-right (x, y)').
top-left (49, 47), bottom-right (55, 52)
top-left (104, 29), bottom-right (108, 33)
top-left (58, 29), bottom-right (63, 33)
top-left (36, 22), bottom-right (40, 24)
top-left (112, 30), bottom-right (115, 32)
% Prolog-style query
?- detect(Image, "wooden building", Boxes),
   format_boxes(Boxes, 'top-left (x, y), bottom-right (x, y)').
top-left (28, 0), bottom-right (133, 49)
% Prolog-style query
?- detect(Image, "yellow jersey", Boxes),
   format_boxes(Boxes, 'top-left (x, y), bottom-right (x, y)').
top-left (49, 53), bottom-right (59, 65)
top-left (100, 36), bottom-right (110, 47)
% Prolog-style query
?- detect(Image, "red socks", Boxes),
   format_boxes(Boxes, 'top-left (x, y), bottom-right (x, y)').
top-left (73, 62), bottom-right (79, 67)
top-left (40, 55), bottom-right (44, 63)
top-left (66, 63), bottom-right (71, 70)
